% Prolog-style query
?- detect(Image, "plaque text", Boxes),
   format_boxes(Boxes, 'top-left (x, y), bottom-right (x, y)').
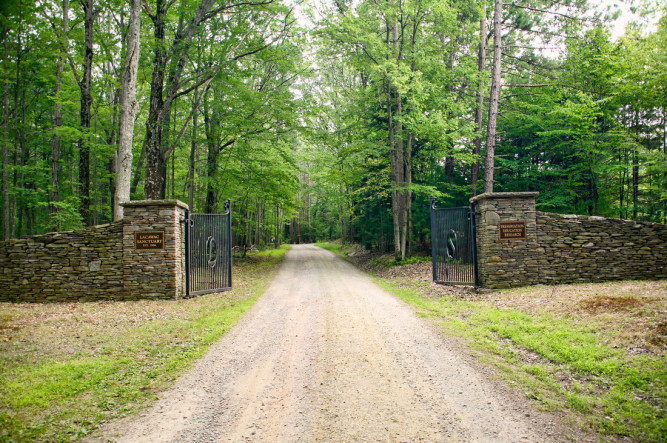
top-left (498, 221), bottom-right (526, 240)
top-left (135, 231), bottom-right (165, 250)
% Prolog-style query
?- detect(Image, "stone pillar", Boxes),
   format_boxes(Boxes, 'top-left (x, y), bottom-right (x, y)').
top-left (120, 200), bottom-right (188, 299)
top-left (470, 192), bottom-right (540, 289)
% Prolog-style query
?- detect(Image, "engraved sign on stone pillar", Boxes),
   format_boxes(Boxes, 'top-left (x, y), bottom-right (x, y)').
top-left (498, 220), bottom-right (526, 240)
top-left (134, 231), bottom-right (165, 250)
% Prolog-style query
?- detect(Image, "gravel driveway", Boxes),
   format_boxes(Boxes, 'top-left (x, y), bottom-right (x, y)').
top-left (91, 244), bottom-right (574, 442)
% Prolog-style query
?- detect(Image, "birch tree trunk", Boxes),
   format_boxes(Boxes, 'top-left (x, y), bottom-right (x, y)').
top-left (483, 0), bottom-right (502, 194)
top-left (113, 0), bottom-right (141, 220)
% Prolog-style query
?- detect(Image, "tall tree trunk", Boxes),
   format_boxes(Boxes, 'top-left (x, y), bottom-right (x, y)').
top-left (78, 0), bottom-right (94, 224)
top-left (2, 25), bottom-right (10, 240)
top-left (188, 93), bottom-right (197, 209)
top-left (12, 11), bottom-right (23, 237)
top-left (632, 148), bottom-right (639, 219)
top-left (388, 83), bottom-right (400, 258)
top-left (203, 97), bottom-right (218, 213)
top-left (114, 0), bottom-right (141, 220)
top-left (388, 20), bottom-right (407, 260)
top-left (204, 146), bottom-right (217, 213)
top-left (50, 0), bottom-right (69, 220)
top-left (404, 133), bottom-right (413, 256)
top-left (471, 5), bottom-right (487, 197)
top-left (484, 0), bottom-right (502, 194)
top-left (144, 0), bottom-right (167, 200)
top-left (20, 89), bottom-right (30, 234)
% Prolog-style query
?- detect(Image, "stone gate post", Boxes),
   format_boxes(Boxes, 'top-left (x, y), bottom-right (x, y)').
top-left (120, 200), bottom-right (189, 299)
top-left (470, 192), bottom-right (540, 289)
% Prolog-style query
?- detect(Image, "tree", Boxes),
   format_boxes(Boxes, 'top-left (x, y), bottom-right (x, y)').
top-left (483, 0), bottom-right (501, 194)
top-left (113, 0), bottom-right (140, 220)
top-left (77, 0), bottom-right (94, 224)
top-left (141, 0), bottom-right (293, 200)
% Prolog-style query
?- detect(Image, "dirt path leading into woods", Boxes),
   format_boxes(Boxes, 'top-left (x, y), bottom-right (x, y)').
top-left (91, 244), bottom-right (582, 442)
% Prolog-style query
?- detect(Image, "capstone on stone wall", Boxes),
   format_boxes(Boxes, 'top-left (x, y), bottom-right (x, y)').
top-left (471, 192), bottom-right (667, 289)
top-left (0, 200), bottom-right (188, 302)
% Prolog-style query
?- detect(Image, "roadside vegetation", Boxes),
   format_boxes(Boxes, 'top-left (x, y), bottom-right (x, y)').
top-left (0, 245), bottom-right (290, 442)
top-left (318, 242), bottom-right (667, 442)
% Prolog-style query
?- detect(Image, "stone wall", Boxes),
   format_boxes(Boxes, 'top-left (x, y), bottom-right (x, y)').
top-left (470, 192), bottom-right (667, 289)
top-left (0, 200), bottom-right (189, 302)
top-left (0, 222), bottom-right (125, 302)
top-left (536, 212), bottom-right (667, 284)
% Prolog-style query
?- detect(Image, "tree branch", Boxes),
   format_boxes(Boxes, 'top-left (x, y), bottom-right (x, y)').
top-left (504, 3), bottom-right (580, 21)
top-left (142, 0), bottom-right (154, 20)
top-left (202, 0), bottom-right (274, 22)
top-left (49, 20), bottom-right (82, 86)
top-left (162, 76), bottom-right (214, 161)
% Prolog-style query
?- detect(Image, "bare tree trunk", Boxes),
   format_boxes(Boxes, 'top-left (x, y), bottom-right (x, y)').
top-left (471, 5), bottom-right (487, 197)
top-left (144, 0), bottom-right (168, 200)
top-left (632, 148), bottom-right (639, 219)
top-left (388, 83), bottom-right (400, 258)
top-left (78, 0), bottom-right (94, 224)
top-left (188, 91), bottom-right (198, 209)
top-left (402, 132), bottom-right (412, 258)
top-left (484, 0), bottom-right (502, 194)
top-left (50, 0), bottom-right (70, 219)
top-left (12, 12), bottom-right (23, 237)
top-left (114, 0), bottom-right (141, 220)
top-left (2, 26), bottom-right (10, 240)
top-left (388, 19), bottom-right (407, 260)
top-left (204, 146), bottom-right (218, 213)
top-left (339, 185), bottom-right (346, 242)
top-left (204, 96), bottom-right (218, 213)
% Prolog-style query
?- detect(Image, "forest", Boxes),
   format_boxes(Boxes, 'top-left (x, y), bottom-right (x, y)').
top-left (0, 0), bottom-right (665, 259)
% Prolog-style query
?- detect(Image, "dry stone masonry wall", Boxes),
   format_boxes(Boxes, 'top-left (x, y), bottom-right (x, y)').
top-left (471, 192), bottom-right (667, 289)
top-left (536, 211), bottom-right (667, 284)
top-left (0, 222), bottom-right (125, 302)
top-left (0, 200), bottom-right (188, 302)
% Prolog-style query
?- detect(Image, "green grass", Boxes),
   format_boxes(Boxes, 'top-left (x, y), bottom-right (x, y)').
top-left (314, 242), bottom-right (344, 255)
top-left (314, 242), bottom-right (359, 258)
top-left (0, 245), bottom-right (290, 442)
top-left (315, 242), bottom-right (429, 268)
top-left (253, 243), bottom-right (291, 259)
top-left (374, 278), bottom-right (667, 442)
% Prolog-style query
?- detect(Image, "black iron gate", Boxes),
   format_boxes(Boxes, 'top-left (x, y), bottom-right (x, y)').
top-left (185, 200), bottom-right (233, 296)
top-left (430, 197), bottom-right (478, 285)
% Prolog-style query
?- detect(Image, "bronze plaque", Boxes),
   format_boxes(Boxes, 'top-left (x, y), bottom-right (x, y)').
top-left (498, 221), bottom-right (526, 240)
top-left (134, 231), bottom-right (165, 250)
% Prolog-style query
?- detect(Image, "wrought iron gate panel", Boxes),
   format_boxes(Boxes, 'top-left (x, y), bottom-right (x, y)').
top-left (430, 198), bottom-right (478, 285)
top-left (185, 200), bottom-right (232, 296)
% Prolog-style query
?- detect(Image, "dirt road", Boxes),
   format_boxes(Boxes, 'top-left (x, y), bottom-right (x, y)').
top-left (93, 244), bottom-right (570, 442)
